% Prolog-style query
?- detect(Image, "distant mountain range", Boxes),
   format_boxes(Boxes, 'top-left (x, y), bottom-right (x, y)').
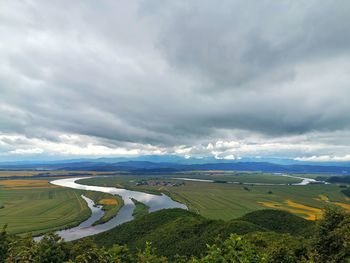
top-left (0, 155), bottom-right (349, 174)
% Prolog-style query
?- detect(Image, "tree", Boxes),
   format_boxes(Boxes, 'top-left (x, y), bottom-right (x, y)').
top-left (311, 205), bottom-right (350, 262)
top-left (136, 242), bottom-right (168, 263)
top-left (267, 245), bottom-right (298, 263)
top-left (5, 234), bottom-right (38, 263)
top-left (36, 233), bottom-right (67, 263)
top-left (191, 234), bottom-right (267, 263)
top-left (73, 247), bottom-right (111, 263)
top-left (70, 238), bottom-right (111, 263)
top-left (109, 244), bottom-right (132, 263)
top-left (0, 225), bottom-right (8, 263)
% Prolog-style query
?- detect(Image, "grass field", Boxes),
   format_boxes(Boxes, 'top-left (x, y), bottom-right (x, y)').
top-left (79, 175), bottom-right (350, 221)
top-left (159, 182), bottom-right (350, 220)
top-left (0, 179), bottom-right (91, 235)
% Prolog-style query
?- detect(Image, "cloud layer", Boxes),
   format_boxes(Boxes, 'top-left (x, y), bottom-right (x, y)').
top-left (0, 0), bottom-right (349, 161)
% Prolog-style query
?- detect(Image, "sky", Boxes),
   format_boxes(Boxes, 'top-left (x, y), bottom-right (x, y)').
top-left (0, 0), bottom-right (350, 162)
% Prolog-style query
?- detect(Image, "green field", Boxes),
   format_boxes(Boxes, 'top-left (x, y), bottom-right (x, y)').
top-left (79, 175), bottom-right (350, 221)
top-left (161, 182), bottom-right (350, 220)
top-left (0, 185), bottom-right (91, 235)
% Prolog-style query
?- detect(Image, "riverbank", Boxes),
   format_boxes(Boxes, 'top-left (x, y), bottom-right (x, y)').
top-left (47, 177), bottom-right (186, 241)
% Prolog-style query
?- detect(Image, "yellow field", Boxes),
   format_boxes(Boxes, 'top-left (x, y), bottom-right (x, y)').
top-left (0, 179), bottom-right (58, 188)
top-left (0, 171), bottom-right (43, 177)
top-left (258, 200), bottom-right (323, 220)
top-left (98, 198), bottom-right (119, 205)
top-left (314, 195), bottom-right (329, 202)
top-left (285, 200), bottom-right (323, 220)
top-left (333, 202), bottom-right (350, 212)
top-left (259, 198), bottom-right (350, 221)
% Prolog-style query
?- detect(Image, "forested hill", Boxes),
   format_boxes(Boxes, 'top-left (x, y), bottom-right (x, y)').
top-left (90, 208), bottom-right (315, 258)
top-left (1, 206), bottom-right (349, 262)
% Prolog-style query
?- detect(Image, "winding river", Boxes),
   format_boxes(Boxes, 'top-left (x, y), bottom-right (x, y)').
top-left (47, 177), bottom-right (187, 241)
top-left (40, 173), bottom-right (326, 241)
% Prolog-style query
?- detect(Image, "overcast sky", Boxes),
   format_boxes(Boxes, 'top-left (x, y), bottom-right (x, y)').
top-left (0, 0), bottom-right (350, 162)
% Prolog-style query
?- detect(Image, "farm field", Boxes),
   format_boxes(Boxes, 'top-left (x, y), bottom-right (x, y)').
top-left (161, 182), bottom-right (350, 220)
top-left (0, 179), bottom-right (91, 235)
top-left (79, 174), bottom-right (350, 221)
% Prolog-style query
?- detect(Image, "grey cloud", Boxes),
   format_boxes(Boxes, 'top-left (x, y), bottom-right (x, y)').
top-left (0, 0), bottom-right (349, 159)
top-left (149, 0), bottom-right (350, 87)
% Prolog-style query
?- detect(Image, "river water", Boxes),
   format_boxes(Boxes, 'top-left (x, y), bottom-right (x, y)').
top-left (173, 173), bottom-right (328, 186)
top-left (47, 177), bottom-right (187, 241)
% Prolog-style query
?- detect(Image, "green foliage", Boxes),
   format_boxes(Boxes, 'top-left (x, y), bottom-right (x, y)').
top-left (36, 233), bottom-right (68, 263)
top-left (246, 232), bottom-right (310, 263)
top-left (241, 209), bottom-right (314, 236)
top-left (0, 208), bottom-right (349, 262)
top-left (5, 234), bottom-right (38, 262)
top-left (267, 246), bottom-right (298, 263)
top-left (90, 209), bottom-right (265, 258)
top-left (136, 242), bottom-right (168, 263)
top-left (311, 205), bottom-right (350, 262)
top-left (73, 247), bottom-right (111, 263)
top-left (0, 225), bottom-right (8, 263)
top-left (6, 232), bottom-right (69, 263)
top-left (109, 244), bottom-right (133, 263)
top-left (191, 234), bottom-right (267, 263)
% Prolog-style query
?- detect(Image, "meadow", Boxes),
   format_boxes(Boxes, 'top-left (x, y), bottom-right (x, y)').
top-left (0, 179), bottom-right (91, 235)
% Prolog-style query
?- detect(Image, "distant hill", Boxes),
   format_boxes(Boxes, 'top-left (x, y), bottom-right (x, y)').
top-left (89, 208), bottom-right (313, 258)
top-left (3, 155), bottom-right (350, 166)
top-left (1, 157), bottom-right (350, 174)
top-left (52, 161), bottom-right (350, 174)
